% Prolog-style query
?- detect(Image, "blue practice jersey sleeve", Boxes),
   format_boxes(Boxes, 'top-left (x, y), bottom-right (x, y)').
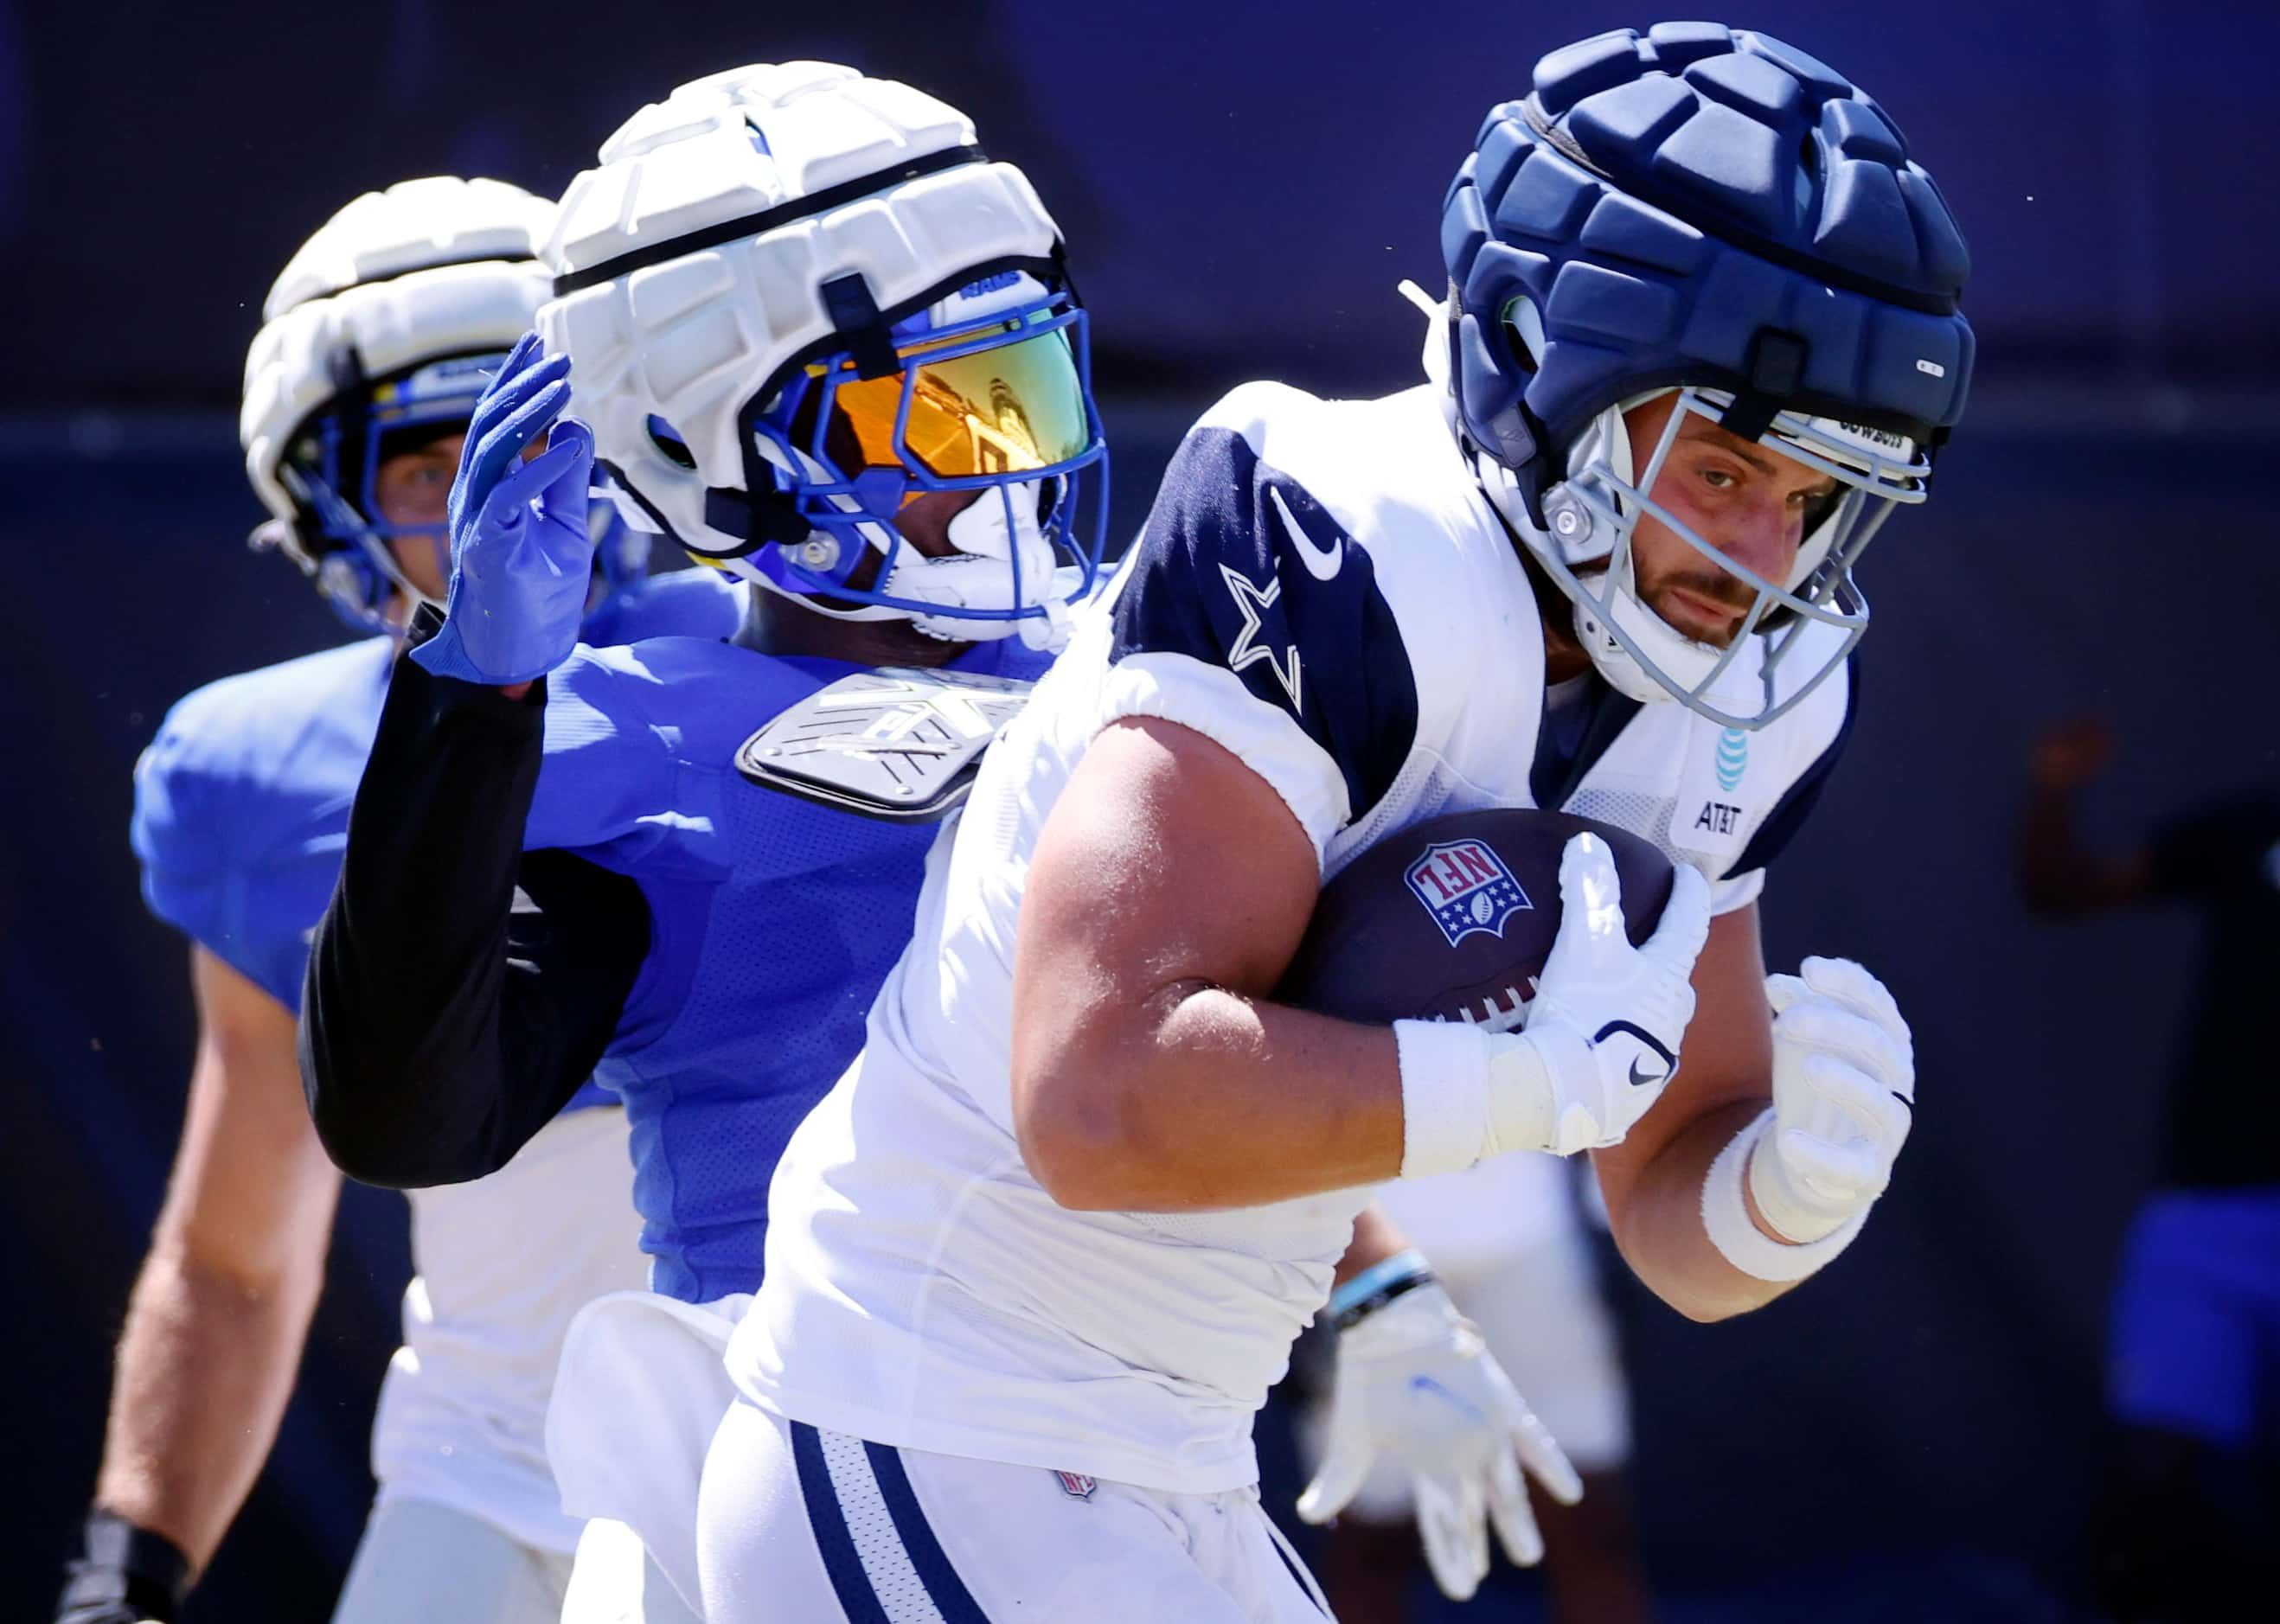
top-left (131, 719), bottom-right (238, 967)
top-left (575, 564), bottom-right (742, 648)
top-left (129, 638), bottom-right (395, 1008)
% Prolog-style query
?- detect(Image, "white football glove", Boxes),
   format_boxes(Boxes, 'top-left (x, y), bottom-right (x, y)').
top-left (1749, 956), bottom-right (1916, 1242)
top-left (1297, 1279), bottom-right (1583, 1602)
top-left (1485, 834), bottom-right (1713, 1158)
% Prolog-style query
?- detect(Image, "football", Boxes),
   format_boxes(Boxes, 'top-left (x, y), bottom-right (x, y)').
top-left (1277, 809), bottom-right (1678, 1031)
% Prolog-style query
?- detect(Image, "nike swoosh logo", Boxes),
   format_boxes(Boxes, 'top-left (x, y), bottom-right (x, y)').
top-left (1408, 1375), bottom-right (1487, 1423)
top-left (1595, 1019), bottom-right (1679, 1068)
top-left (1627, 1056), bottom-right (1669, 1088)
top-left (1268, 485), bottom-right (1342, 582)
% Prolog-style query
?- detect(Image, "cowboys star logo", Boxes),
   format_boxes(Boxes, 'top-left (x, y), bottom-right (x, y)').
top-left (1219, 563), bottom-right (1303, 712)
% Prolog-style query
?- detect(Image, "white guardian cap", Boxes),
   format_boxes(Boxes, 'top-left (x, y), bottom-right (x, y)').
top-left (241, 177), bottom-right (644, 631)
top-left (540, 62), bottom-right (1107, 647)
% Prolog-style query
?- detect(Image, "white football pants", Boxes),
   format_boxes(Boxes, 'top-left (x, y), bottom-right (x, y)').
top-left (548, 1288), bottom-right (755, 1619)
top-left (330, 1496), bottom-right (571, 1624)
top-left (560, 1517), bottom-right (706, 1624)
top-left (695, 1397), bottom-right (1334, 1622)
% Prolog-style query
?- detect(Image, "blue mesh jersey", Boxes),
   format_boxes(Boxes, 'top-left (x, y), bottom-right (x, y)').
top-left (525, 630), bottom-right (1053, 1304)
top-left (130, 567), bottom-right (744, 1117)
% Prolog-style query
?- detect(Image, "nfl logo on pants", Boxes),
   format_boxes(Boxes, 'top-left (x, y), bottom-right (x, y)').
top-left (1404, 839), bottom-right (1533, 947)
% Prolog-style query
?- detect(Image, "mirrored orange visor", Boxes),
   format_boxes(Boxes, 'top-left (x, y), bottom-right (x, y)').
top-left (806, 316), bottom-right (1091, 481)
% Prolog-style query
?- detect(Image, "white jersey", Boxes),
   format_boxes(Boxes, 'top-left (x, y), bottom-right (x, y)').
top-left (373, 1103), bottom-right (648, 1553)
top-left (733, 382), bottom-right (1855, 1493)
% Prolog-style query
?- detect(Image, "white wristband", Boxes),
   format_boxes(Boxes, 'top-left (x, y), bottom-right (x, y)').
top-left (1700, 1108), bottom-right (1868, 1283)
top-left (1393, 1019), bottom-right (1492, 1178)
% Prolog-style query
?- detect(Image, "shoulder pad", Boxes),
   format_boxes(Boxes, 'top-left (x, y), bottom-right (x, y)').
top-left (733, 665), bottom-right (1034, 822)
top-left (581, 566), bottom-right (744, 647)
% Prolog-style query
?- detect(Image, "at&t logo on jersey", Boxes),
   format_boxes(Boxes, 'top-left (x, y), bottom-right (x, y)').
top-left (1405, 840), bottom-right (1533, 947)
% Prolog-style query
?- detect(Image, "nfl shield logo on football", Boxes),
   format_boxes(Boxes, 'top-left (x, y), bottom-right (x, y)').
top-left (1404, 839), bottom-right (1534, 948)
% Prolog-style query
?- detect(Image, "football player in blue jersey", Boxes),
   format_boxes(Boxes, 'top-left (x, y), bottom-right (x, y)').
top-left (298, 62), bottom-right (1582, 1622)
top-left (293, 66), bottom-right (1105, 1623)
top-left (701, 22), bottom-right (1973, 1621)
top-left (54, 180), bottom-right (740, 1624)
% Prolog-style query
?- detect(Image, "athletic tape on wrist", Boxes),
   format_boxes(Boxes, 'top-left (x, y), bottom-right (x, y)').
top-left (1393, 1019), bottom-right (1492, 1178)
top-left (1495, 1020), bottom-right (1587, 1156)
top-left (1700, 1108), bottom-right (1868, 1282)
top-left (59, 1510), bottom-right (192, 1622)
top-left (1328, 1247), bottom-right (1434, 1326)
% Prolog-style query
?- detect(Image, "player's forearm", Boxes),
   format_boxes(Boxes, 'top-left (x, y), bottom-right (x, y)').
top-left (1016, 982), bottom-right (1406, 1211)
top-left (304, 617), bottom-right (630, 1185)
top-left (1595, 1097), bottom-right (1797, 1321)
top-left (304, 668), bottom-right (543, 1180)
top-left (92, 1240), bottom-right (328, 1572)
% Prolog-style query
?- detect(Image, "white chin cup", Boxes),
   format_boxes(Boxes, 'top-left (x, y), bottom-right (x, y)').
top-left (1531, 425), bottom-right (1726, 712)
top-left (876, 482), bottom-right (1069, 649)
top-left (1570, 558), bottom-right (1724, 707)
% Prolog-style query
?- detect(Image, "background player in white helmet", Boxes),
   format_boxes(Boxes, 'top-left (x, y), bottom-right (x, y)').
top-left (703, 22), bottom-right (1969, 1621)
top-left (54, 178), bottom-right (740, 1624)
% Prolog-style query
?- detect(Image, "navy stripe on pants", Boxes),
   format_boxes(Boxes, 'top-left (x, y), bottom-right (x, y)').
top-left (791, 1420), bottom-right (991, 1621)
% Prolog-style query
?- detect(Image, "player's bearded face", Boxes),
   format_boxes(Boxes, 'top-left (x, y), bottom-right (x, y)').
top-left (1617, 395), bottom-right (1839, 649)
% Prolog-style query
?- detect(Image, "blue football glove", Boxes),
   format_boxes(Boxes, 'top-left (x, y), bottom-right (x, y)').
top-left (411, 332), bottom-right (599, 687)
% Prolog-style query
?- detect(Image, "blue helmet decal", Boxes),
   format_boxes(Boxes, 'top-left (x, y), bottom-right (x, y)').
top-left (1443, 22), bottom-right (1975, 514)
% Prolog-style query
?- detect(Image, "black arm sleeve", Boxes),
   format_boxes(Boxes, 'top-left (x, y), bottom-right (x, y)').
top-left (300, 608), bottom-right (650, 1188)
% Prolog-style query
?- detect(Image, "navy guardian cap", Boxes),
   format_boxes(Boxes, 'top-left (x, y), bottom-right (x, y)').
top-left (1438, 22), bottom-right (1975, 728)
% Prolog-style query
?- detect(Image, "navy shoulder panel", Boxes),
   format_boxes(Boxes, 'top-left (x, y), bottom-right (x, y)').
top-left (1731, 651), bottom-right (1860, 877)
top-left (1109, 424), bottom-right (1419, 821)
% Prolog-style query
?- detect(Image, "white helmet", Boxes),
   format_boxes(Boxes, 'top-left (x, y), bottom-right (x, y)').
top-left (539, 61), bottom-right (1108, 648)
top-left (241, 176), bottom-right (647, 631)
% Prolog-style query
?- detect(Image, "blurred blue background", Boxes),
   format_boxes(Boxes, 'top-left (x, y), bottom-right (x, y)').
top-left (4, 2), bottom-right (2276, 1619)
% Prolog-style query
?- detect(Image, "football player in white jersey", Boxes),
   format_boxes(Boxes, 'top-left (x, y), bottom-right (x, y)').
top-left (54, 181), bottom-right (733, 1624)
top-left (703, 20), bottom-right (1973, 1621)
